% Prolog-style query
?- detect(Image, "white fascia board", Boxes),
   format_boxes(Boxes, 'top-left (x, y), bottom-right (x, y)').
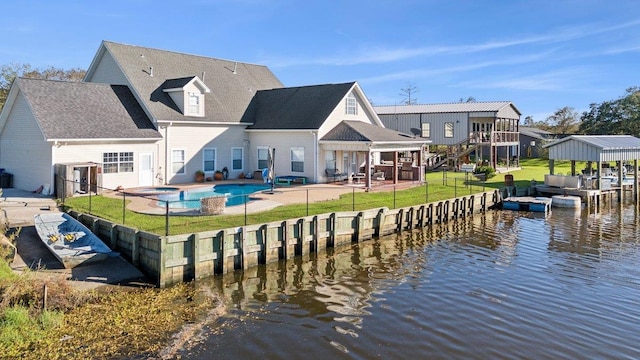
top-left (244, 129), bottom-right (316, 133)
top-left (156, 119), bottom-right (250, 126)
top-left (47, 138), bottom-right (161, 143)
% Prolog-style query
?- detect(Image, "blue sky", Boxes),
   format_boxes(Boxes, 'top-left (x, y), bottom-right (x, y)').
top-left (2, 0), bottom-right (639, 121)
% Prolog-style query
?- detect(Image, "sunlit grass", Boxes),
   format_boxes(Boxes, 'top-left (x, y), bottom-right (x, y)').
top-left (63, 158), bottom-right (564, 235)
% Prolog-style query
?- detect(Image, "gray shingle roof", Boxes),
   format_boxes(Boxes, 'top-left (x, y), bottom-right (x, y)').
top-left (17, 78), bottom-right (161, 140)
top-left (374, 101), bottom-right (519, 115)
top-left (243, 82), bottom-right (356, 129)
top-left (101, 41), bottom-right (284, 123)
top-left (321, 120), bottom-right (425, 143)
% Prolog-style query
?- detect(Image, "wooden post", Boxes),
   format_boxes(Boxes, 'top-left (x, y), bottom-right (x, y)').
top-left (43, 285), bottom-right (48, 310)
top-left (393, 151), bottom-right (399, 184)
top-left (192, 233), bottom-right (200, 280)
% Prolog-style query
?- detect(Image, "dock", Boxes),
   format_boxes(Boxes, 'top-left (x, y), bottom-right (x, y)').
top-left (502, 196), bottom-right (552, 213)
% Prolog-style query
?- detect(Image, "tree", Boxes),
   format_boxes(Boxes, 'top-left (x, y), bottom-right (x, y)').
top-left (458, 96), bottom-right (476, 103)
top-left (0, 63), bottom-right (86, 111)
top-left (523, 116), bottom-right (535, 126)
top-left (399, 82), bottom-right (419, 105)
top-left (579, 86), bottom-right (640, 136)
top-left (545, 106), bottom-right (580, 134)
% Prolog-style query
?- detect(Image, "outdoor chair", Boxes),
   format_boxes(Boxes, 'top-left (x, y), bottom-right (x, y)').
top-left (325, 168), bottom-right (347, 183)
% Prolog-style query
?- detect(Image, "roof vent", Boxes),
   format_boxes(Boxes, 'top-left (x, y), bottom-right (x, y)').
top-left (233, 62), bottom-right (237, 74)
top-left (149, 66), bottom-right (154, 77)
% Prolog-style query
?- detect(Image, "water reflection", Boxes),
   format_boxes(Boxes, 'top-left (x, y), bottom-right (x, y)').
top-left (187, 204), bottom-right (640, 359)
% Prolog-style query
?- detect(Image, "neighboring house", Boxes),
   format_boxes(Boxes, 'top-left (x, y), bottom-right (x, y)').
top-left (374, 102), bottom-right (521, 169)
top-left (0, 41), bottom-right (427, 194)
top-left (519, 126), bottom-right (556, 158)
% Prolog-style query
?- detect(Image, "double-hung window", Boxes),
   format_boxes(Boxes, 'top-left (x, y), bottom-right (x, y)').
top-left (345, 92), bottom-right (358, 115)
top-left (188, 92), bottom-right (200, 115)
top-left (421, 123), bottom-right (430, 138)
top-left (203, 149), bottom-right (216, 172)
top-left (232, 148), bottom-right (243, 171)
top-left (291, 147), bottom-right (304, 172)
top-left (257, 147), bottom-right (269, 170)
top-left (172, 149), bottom-right (185, 174)
top-left (444, 122), bottom-right (454, 138)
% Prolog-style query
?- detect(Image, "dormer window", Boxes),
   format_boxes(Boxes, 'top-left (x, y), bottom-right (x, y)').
top-left (162, 76), bottom-right (210, 117)
top-left (188, 92), bottom-right (200, 115)
top-left (345, 92), bottom-right (358, 115)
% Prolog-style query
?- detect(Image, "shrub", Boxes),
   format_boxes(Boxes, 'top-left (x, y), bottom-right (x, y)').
top-left (474, 165), bottom-right (496, 180)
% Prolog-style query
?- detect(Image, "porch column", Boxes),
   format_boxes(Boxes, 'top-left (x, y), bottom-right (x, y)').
top-left (393, 151), bottom-right (398, 184)
top-left (365, 149), bottom-right (371, 189)
top-left (418, 146), bottom-right (424, 184)
top-left (635, 159), bottom-right (639, 206)
top-left (571, 161), bottom-right (576, 176)
top-left (618, 160), bottom-right (624, 205)
top-left (549, 159), bottom-right (555, 175)
top-left (597, 161), bottom-right (602, 190)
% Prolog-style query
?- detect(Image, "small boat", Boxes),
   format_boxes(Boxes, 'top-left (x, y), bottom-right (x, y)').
top-left (502, 196), bottom-right (552, 213)
top-left (33, 212), bottom-right (119, 268)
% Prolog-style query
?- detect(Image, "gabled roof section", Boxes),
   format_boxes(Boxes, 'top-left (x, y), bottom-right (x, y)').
top-left (162, 76), bottom-right (210, 93)
top-left (321, 120), bottom-right (426, 143)
top-left (375, 101), bottom-right (521, 116)
top-left (87, 41), bottom-right (284, 123)
top-left (244, 82), bottom-right (356, 130)
top-left (544, 135), bottom-right (640, 149)
top-left (15, 78), bottom-right (161, 140)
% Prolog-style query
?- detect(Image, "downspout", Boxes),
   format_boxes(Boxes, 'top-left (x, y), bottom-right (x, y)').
top-left (312, 131), bottom-right (317, 183)
top-left (164, 123), bottom-right (172, 185)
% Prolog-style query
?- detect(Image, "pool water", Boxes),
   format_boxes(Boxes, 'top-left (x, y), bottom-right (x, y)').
top-left (158, 184), bottom-right (270, 209)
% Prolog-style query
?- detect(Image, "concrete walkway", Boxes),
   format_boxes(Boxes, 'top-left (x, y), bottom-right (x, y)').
top-left (1, 188), bottom-right (151, 290)
top-left (120, 181), bottom-right (360, 215)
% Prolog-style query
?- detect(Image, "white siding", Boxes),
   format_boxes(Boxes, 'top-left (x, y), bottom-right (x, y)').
top-left (0, 92), bottom-right (52, 191)
top-left (85, 49), bottom-right (129, 85)
top-left (318, 93), bottom-right (376, 138)
top-left (497, 105), bottom-right (520, 119)
top-left (162, 124), bottom-right (247, 183)
top-left (53, 142), bottom-right (158, 189)
top-left (247, 131), bottom-right (317, 182)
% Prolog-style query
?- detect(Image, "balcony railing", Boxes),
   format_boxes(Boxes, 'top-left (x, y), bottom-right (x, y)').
top-left (468, 131), bottom-right (519, 144)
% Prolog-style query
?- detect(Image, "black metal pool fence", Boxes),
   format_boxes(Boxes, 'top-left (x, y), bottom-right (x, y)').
top-left (59, 175), bottom-right (486, 235)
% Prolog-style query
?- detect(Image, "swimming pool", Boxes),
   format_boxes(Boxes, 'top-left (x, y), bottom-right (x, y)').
top-left (158, 184), bottom-right (270, 209)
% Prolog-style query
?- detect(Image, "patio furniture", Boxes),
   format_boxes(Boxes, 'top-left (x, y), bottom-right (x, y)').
top-left (373, 171), bottom-right (385, 181)
top-left (351, 172), bottom-right (365, 184)
top-left (325, 168), bottom-right (347, 183)
top-left (275, 175), bottom-right (307, 185)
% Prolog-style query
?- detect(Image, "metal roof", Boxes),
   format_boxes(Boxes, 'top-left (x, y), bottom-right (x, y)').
top-left (544, 135), bottom-right (640, 150)
top-left (374, 101), bottom-right (520, 115)
top-left (544, 135), bottom-right (640, 162)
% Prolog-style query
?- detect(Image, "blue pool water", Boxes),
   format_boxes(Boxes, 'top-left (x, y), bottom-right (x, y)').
top-left (157, 184), bottom-right (270, 208)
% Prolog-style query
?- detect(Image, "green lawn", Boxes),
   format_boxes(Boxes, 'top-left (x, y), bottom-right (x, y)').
top-left (63, 158), bottom-right (569, 235)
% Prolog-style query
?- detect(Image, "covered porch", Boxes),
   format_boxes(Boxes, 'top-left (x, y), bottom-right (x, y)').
top-left (320, 121), bottom-right (431, 189)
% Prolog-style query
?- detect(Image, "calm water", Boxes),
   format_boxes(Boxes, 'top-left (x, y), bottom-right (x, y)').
top-left (182, 202), bottom-right (640, 359)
